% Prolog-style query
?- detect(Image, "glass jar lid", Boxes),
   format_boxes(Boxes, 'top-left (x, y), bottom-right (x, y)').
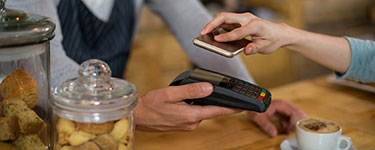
top-left (0, 0), bottom-right (55, 47)
top-left (51, 59), bottom-right (138, 123)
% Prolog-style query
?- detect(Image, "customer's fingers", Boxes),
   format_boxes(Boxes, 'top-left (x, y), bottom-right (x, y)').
top-left (214, 19), bottom-right (262, 41)
top-left (214, 27), bottom-right (250, 42)
top-left (287, 109), bottom-right (307, 133)
top-left (253, 114), bottom-right (278, 137)
top-left (276, 101), bottom-right (306, 133)
top-left (244, 41), bottom-right (265, 55)
top-left (272, 100), bottom-right (307, 133)
top-left (281, 119), bottom-right (290, 133)
top-left (201, 12), bottom-right (252, 35)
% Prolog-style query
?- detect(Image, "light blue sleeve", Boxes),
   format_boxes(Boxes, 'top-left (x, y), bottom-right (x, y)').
top-left (335, 37), bottom-right (375, 83)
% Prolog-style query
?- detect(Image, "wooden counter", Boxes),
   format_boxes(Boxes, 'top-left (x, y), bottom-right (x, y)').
top-left (134, 76), bottom-right (375, 150)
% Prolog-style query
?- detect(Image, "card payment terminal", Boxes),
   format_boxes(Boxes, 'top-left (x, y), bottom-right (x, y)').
top-left (170, 68), bottom-right (271, 112)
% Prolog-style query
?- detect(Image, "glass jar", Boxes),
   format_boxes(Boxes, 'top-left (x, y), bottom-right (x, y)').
top-left (0, 0), bottom-right (54, 149)
top-left (50, 59), bottom-right (138, 150)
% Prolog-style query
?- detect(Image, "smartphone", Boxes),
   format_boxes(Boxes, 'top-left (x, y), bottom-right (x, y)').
top-left (193, 29), bottom-right (251, 58)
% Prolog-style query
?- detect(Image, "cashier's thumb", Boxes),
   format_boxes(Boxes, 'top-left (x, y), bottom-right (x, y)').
top-left (182, 82), bottom-right (213, 98)
top-left (168, 82), bottom-right (213, 102)
top-left (192, 82), bottom-right (214, 98)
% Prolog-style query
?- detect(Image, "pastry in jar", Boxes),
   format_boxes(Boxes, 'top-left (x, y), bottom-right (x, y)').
top-left (68, 130), bottom-right (96, 146)
top-left (110, 118), bottom-right (129, 141)
top-left (76, 121), bottom-right (114, 134)
top-left (93, 134), bottom-right (118, 150)
top-left (0, 69), bottom-right (38, 109)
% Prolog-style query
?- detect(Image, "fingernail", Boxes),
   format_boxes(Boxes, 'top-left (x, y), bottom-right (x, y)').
top-left (269, 130), bottom-right (277, 137)
top-left (272, 131), bottom-right (277, 137)
top-left (267, 127), bottom-right (277, 137)
top-left (201, 29), bottom-right (207, 35)
top-left (248, 46), bottom-right (252, 51)
top-left (245, 46), bottom-right (252, 54)
top-left (214, 35), bottom-right (222, 41)
top-left (202, 83), bottom-right (213, 95)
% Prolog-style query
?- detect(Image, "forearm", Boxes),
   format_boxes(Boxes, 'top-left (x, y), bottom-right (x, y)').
top-left (283, 25), bottom-right (351, 74)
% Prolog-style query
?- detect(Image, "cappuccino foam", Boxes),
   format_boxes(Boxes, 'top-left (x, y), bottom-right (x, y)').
top-left (298, 118), bottom-right (340, 133)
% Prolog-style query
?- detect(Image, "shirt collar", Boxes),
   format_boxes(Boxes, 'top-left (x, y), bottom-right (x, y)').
top-left (81, 0), bottom-right (114, 22)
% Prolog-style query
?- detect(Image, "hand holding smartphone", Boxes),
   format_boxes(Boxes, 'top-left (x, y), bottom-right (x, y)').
top-left (193, 25), bottom-right (252, 58)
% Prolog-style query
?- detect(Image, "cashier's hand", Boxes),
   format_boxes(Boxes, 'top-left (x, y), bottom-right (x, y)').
top-left (134, 82), bottom-right (241, 131)
top-left (247, 99), bottom-right (307, 137)
top-left (201, 12), bottom-right (291, 55)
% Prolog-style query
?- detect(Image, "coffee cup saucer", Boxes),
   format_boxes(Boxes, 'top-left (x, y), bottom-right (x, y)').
top-left (280, 137), bottom-right (355, 150)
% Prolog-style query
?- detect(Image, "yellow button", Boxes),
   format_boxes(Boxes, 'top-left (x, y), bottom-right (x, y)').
top-left (260, 92), bottom-right (265, 97)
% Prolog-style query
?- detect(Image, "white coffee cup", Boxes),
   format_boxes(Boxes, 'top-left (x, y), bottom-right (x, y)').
top-left (296, 118), bottom-right (352, 150)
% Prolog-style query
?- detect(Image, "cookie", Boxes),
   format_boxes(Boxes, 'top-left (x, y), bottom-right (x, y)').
top-left (110, 119), bottom-right (129, 141)
top-left (57, 118), bottom-right (76, 135)
top-left (93, 134), bottom-right (118, 150)
top-left (76, 121), bottom-right (114, 134)
top-left (118, 143), bottom-right (128, 150)
top-left (57, 133), bottom-right (69, 145)
top-left (59, 146), bottom-right (72, 150)
top-left (68, 130), bottom-right (96, 146)
top-left (75, 141), bottom-right (101, 150)
top-left (60, 142), bottom-right (101, 150)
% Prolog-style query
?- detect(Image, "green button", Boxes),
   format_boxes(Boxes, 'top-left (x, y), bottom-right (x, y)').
top-left (261, 89), bottom-right (266, 93)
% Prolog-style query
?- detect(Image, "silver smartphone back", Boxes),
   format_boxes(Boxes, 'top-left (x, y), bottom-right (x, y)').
top-left (193, 30), bottom-right (251, 58)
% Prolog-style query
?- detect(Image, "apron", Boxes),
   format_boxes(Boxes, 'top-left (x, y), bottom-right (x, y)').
top-left (57, 0), bottom-right (134, 77)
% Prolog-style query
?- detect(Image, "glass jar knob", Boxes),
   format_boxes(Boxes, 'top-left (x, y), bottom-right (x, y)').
top-left (78, 59), bottom-right (113, 91)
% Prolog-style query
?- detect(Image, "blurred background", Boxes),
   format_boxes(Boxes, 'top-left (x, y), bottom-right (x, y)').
top-left (125, 0), bottom-right (375, 96)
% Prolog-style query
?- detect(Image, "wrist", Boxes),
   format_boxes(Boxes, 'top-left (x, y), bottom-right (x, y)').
top-left (134, 97), bottom-right (144, 125)
top-left (279, 23), bottom-right (302, 51)
top-left (133, 97), bottom-right (158, 131)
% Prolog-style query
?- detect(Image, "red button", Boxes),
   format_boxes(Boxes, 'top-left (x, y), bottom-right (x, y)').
top-left (257, 96), bottom-right (264, 100)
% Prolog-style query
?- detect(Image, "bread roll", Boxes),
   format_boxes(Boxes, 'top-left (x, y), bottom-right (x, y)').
top-left (0, 96), bottom-right (3, 116)
top-left (0, 69), bottom-right (38, 108)
top-left (2, 99), bottom-right (45, 134)
top-left (0, 116), bottom-right (19, 141)
top-left (13, 134), bottom-right (45, 150)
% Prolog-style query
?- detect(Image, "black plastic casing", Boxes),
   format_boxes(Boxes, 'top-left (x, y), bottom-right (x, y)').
top-left (170, 68), bottom-right (271, 112)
